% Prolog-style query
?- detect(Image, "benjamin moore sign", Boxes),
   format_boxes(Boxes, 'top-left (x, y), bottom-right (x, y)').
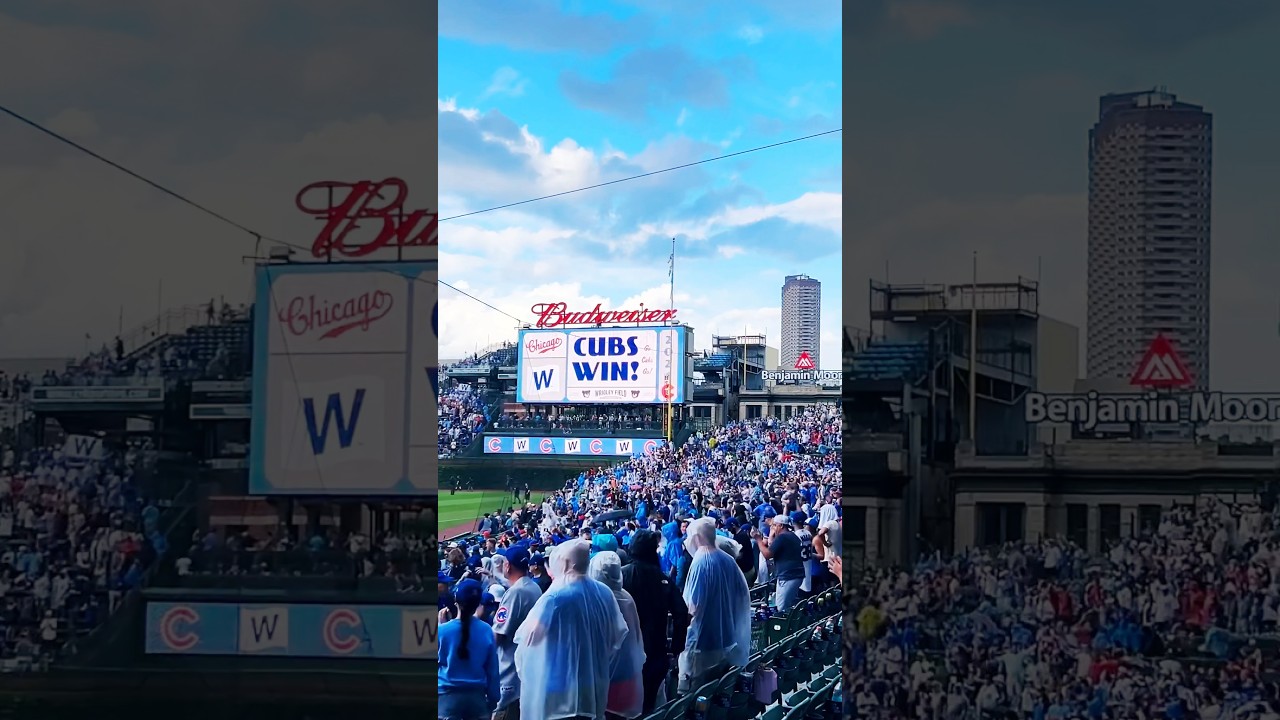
top-left (763, 370), bottom-right (842, 383)
top-left (1026, 391), bottom-right (1280, 431)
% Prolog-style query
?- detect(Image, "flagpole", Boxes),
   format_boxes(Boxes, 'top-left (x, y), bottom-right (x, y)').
top-left (968, 251), bottom-right (978, 444)
top-left (666, 237), bottom-right (675, 443)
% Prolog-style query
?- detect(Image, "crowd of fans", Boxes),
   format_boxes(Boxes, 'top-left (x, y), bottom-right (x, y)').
top-left (440, 383), bottom-right (490, 458)
top-left (437, 405), bottom-right (843, 720)
top-left (41, 338), bottom-right (239, 386)
top-left (171, 527), bottom-right (428, 592)
top-left (845, 497), bottom-right (1280, 719)
top-left (445, 345), bottom-right (517, 373)
top-left (0, 372), bottom-right (34, 402)
top-left (491, 409), bottom-right (668, 433)
top-left (0, 438), bottom-right (159, 671)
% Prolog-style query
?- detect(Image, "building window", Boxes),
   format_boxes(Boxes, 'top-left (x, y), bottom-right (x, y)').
top-left (977, 503), bottom-right (1025, 547)
top-left (845, 506), bottom-right (867, 573)
top-left (1066, 504), bottom-right (1088, 549)
top-left (746, 404), bottom-right (762, 419)
top-left (1099, 504), bottom-right (1122, 544)
top-left (772, 405), bottom-right (783, 419)
top-left (1138, 504), bottom-right (1162, 537)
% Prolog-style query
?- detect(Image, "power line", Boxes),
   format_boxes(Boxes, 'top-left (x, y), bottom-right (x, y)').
top-left (439, 128), bottom-right (841, 221)
top-left (0, 102), bottom-right (839, 324)
top-left (0, 103), bottom-right (523, 323)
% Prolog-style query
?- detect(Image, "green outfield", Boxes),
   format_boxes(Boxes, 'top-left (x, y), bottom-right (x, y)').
top-left (439, 490), bottom-right (547, 538)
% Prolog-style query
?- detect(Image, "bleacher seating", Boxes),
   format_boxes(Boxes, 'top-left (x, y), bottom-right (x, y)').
top-left (694, 351), bottom-right (736, 373)
top-left (145, 321), bottom-right (250, 379)
top-left (638, 589), bottom-right (842, 720)
top-left (847, 340), bottom-right (929, 381)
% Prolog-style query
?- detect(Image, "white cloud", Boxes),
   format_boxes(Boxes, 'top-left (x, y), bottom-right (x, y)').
top-left (738, 25), bottom-right (765, 43)
top-left (438, 98), bottom-right (844, 366)
top-left (718, 191), bottom-right (843, 235)
top-left (482, 66), bottom-right (529, 99)
top-left (719, 127), bottom-right (742, 148)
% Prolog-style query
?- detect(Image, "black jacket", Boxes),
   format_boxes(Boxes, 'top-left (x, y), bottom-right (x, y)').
top-left (622, 557), bottom-right (690, 662)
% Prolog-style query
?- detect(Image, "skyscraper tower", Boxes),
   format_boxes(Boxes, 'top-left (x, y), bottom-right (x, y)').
top-left (1087, 88), bottom-right (1212, 390)
top-left (781, 274), bottom-right (821, 370)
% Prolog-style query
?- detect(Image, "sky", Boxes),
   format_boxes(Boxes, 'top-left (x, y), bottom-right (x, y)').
top-left (849, 0), bottom-right (1280, 391)
top-left (438, 0), bottom-right (842, 369)
top-left (0, 1), bottom-right (433, 358)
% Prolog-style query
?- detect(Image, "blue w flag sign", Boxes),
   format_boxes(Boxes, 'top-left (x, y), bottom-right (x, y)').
top-left (303, 389), bottom-right (366, 454)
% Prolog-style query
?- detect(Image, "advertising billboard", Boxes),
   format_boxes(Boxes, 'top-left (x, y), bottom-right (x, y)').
top-left (483, 436), bottom-right (666, 456)
top-left (516, 326), bottom-right (689, 405)
top-left (250, 261), bottom-right (436, 495)
top-left (144, 601), bottom-right (436, 660)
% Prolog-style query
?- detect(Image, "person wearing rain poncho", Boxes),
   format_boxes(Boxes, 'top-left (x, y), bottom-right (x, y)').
top-left (513, 539), bottom-right (629, 720)
top-left (678, 517), bottom-right (752, 694)
top-left (589, 551), bottom-right (647, 719)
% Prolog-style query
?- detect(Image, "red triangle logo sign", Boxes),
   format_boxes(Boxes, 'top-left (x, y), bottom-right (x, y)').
top-left (794, 352), bottom-right (816, 370)
top-left (1129, 334), bottom-right (1193, 388)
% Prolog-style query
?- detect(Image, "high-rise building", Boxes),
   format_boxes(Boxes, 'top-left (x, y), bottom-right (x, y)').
top-left (1087, 88), bottom-right (1212, 390)
top-left (781, 274), bottom-right (821, 370)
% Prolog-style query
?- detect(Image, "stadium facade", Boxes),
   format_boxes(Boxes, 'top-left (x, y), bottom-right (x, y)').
top-left (845, 275), bottom-right (1280, 571)
top-left (843, 277), bottom-right (1078, 567)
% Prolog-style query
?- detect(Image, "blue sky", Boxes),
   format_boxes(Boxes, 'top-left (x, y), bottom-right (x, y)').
top-left (438, 0), bottom-right (842, 368)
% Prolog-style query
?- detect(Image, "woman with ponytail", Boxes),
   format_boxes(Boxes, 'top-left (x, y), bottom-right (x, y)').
top-left (438, 578), bottom-right (500, 720)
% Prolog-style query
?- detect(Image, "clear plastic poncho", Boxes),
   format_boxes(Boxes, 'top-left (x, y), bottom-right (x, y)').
top-left (680, 517), bottom-right (752, 683)
top-left (589, 551), bottom-right (647, 719)
top-left (514, 539), bottom-right (629, 720)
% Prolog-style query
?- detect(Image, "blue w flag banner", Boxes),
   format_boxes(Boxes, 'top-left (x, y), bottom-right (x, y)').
top-left (302, 389), bottom-right (366, 454)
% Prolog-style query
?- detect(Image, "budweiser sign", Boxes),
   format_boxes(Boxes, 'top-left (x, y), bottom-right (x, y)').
top-left (526, 336), bottom-right (564, 354)
top-left (296, 178), bottom-right (438, 259)
top-left (279, 290), bottom-right (395, 339)
top-left (531, 302), bottom-right (678, 329)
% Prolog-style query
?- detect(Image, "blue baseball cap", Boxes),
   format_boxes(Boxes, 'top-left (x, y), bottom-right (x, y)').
top-left (454, 578), bottom-right (483, 605)
top-left (503, 546), bottom-right (531, 572)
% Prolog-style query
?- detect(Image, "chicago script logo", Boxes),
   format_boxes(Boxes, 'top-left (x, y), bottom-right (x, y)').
top-left (525, 337), bottom-right (563, 354)
top-left (296, 178), bottom-right (439, 258)
top-left (279, 291), bottom-right (394, 340)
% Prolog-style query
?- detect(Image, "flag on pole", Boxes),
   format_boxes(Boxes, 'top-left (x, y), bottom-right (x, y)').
top-left (668, 250), bottom-right (674, 281)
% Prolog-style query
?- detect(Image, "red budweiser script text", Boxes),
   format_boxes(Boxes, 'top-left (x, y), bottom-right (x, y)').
top-left (526, 337), bottom-right (564, 354)
top-left (279, 291), bottom-right (395, 340)
top-left (531, 302), bottom-right (678, 329)
top-left (296, 178), bottom-right (438, 259)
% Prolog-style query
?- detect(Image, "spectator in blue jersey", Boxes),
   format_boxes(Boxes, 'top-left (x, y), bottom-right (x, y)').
top-left (438, 578), bottom-right (500, 720)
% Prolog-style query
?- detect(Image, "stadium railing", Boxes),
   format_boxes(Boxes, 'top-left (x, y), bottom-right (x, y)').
top-left (643, 594), bottom-right (842, 720)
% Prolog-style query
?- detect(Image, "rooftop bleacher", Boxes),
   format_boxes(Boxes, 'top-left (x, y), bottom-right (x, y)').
top-left (694, 350), bottom-right (736, 373)
top-left (847, 340), bottom-right (929, 381)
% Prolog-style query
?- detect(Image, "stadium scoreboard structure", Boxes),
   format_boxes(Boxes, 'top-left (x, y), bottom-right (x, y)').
top-left (516, 325), bottom-right (691, 405)
top-left (250, 261), bottom-right (437, 495)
